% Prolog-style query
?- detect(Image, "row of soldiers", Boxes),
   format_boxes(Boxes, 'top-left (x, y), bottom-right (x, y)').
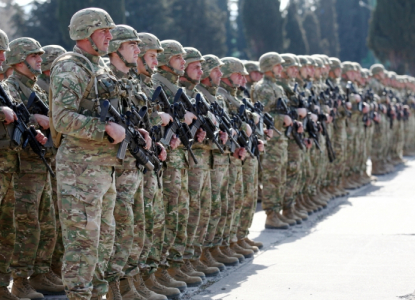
top-left (0, 7), bottom-right (414, 300)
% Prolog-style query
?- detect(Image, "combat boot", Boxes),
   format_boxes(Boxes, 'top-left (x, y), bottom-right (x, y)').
top-left (118, 277), bottom-right (148, 300)
top-left (219, 245), bottom-right (244, 263)
top-left (210, 246), bottom-right (239, 267)
top-left (129, 274), bottom-right (167, 300)
top-left (107, 280), bottom-right (122, 300)
top-left (191, 259), bottom-right (220, 277)
top-left (296, 195), bottom-right (313, 215)
top-left (154, 268), bottom-right (186, 293)
top-left (167, 267), bottom-right (202, 288)
top-left (0, 286), bottom-right (30, 300)
top-left (29, 273), bottom-right (64, 295)
top-left (293, 208), bottom-right (308, 221)
top-left (282, 207), bottom-right (302, 224)
top-left (309, 195), bottom-right (328, 209)
top-left (264, 210), bottom-right (289, 230)
top-left (237, 238), bottom-right (259, 253)
top-left (45, 270), bottom-right (63, 286)
top-left (12, 277), bottom-right (44, 300)
top-left (230, 242), bottom-right (254, 259)
top-left (305, 195), bottom-right (323, 211)
top-left (278, 211), bottom-right (297, 226)
top-left (301, 195), bottom-right (319, 212)
top-left (181, 260), bottom-right (206, 279)
top-left (244, 237), bottom-right (263, 250)
top-left (145, 272), bottom-right (181, 299)
top-left (200, 248), bottom-right (225, 272)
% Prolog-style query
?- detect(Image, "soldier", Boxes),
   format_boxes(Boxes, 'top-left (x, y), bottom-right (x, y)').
top-left (196, 54), bottom-right (240, 267)
top-left (49, 8), bottom-right (127, 300)
top-left (178, 47), bottom-right (222, 278)
top-left (0, 61), bottom-right (12, 81)
top-left (5, 37), bottom-right (63, 298)
top-left (133, 32), bottom-right (181, 300)
top-left (103, 24), bottom-right (158, 300)
top-left (251, 52), bottom-right (292, 230)
top-left (151, 40), bottom-right (201, 289)
top-left (244, 61), bottom-right (263, 92)
top-left (39, 45), bottom-right (67, 279)
top-left (0, 29), bottom-right (46, 300)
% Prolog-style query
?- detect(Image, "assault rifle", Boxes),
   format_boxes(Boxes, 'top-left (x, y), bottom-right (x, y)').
top-left (318, 113), bottom-right (336, 163)
top-left (0, 85), bottom-right (55, 177)
top-left (276, 97), bottom-right (305, 151)
top-left (151, 86), bottom-right (198, 164)
top-left (210, 101), bottom-right (240, 153)
top-left (238, 104), bottom-right (261, 168)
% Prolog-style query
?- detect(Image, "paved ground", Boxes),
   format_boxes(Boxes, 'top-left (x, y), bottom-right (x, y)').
top-left (40, 158), bottom-right (415, 300)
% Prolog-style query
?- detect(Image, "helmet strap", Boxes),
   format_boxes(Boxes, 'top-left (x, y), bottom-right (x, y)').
top-left (184, 70), bottom-right (199, 85)
top-left (24, 60), bottom-right (41, 76)
top-left (88, 37), bottom-right (108, 56)
top-left (116, 50), bottom-right (137, 68)
top-left (141, 56), bottom-right (154, 75)
top-left (166, 62), bottom-right (184, 76)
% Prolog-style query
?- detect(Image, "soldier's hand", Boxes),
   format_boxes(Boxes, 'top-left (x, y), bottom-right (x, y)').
top-left (230, 128), bottom-right (236, 137)
top-left (265, 129), bottom-right (273, 139)
top-left (233, 147), bottom-right (247, 160)
top-left (374, 113), bottom-right (381, 123)
top-left (362, 103), bottom-right (370, 114)
top-left (245, 124), bottom-right (252, 137)
top-left (159, 112), bottom-right (173, 126)
top-left (196, 128), bottom-right (206, 143)
top-left (105, 122), bottom-right (126, 144)
top-left (345, 102), bottom-right (352, 110)
top-left (34, 114), bottom-right (50, 130)
top-left (258, 139), bottom-right (265, 152)
top-left (327, 114), bottom-right (333, 124)
top-left (2, 107), bottom-right (17, 124)
top-left (219, 131), bottom-right (228, 144)
top-left (297, 108), bottom-right (307, 119)
top-left (296, 121), bottom-right (304, 133)
top-left (138, 128), bottom-right (151, 150)
top-left (310, 113), bottom-right (318, 122)
top-left (304, 138), bottom-right (313, 149)
top-left (157, 142), bottom-right (167, 161)
top-left (170, 134), bottom-right (181, 150)
top-left (354, 94), bottom-right (361, 103)
top-left (283, 115), bottom-right (293, 127)
top-left (184, 111), bottom-right (197, 125)
top-left (35, 129), bottom-right (48, 145)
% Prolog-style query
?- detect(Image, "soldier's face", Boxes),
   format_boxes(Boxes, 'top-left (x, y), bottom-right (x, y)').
top-left (314, 67), bottom-right (321, 78)
top-left (334, 68), bottom-right (341, 78)
top-left (210, 66), bottom-right (222, 86)
top-left (26, 53), bottom-right (42, 72)
top-left (250, 71), bottom-right (263, 82)
top-left (119, 41), bottom-right (140, 64)
top-left (286, 66), bottom-right (298, 78)
top-left (0, 50), bottom-right (5, 64)
top-left (300, 66), bottom-right (308, 79)
top-left (91, 28), bottom-right (113, 53)
top-left (272, 64), bottom-right (283, 77)
top-left (169, 54), bottom-right (185, 72)
top-left (307, 66), bottom-right (314, 78)
top-left (144, 50), bottom-right (159, 69)
top-left (186, 61), bottom-right (203, 82)
top-left (230, 72), bottom-right (244, 86)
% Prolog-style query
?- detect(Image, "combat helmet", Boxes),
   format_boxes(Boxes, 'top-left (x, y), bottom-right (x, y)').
top-left (0, 29), bottom-right (10, 52)
top-left (298, 55), bottom-right (311, 67)
top-left (108, 25), bottom-right (141, 68)
top-left (41, 45), bottom-right (66, 72)
top-left (157, 40), bottom-right (186, 76)
top-left (69, 7), bottom-right (115, 55)
top-left (137, 32), bottom-right (163, 75)
top-left (341, 61), bottom-right (354, 73)
top-left (244, 61), bottom-right (262, 74)
top-left (6, 37), bottom-right (44, 75)
top-left (259, 52), bottom-right (285, 74)
top-left (0, 61), bottom-right (11, 76)
top-left (281, 54), bottom-right (299, 69)
top-left (370, 64), bottom-right (385, 76)
top-left (201, 54), bottom-right (224, 88)
top-left (221, 57), bottom-right (248, 78)
top-left (329, 57), bottom-right (341, 71)
top-left (182, 47), bottom-right (204, 84)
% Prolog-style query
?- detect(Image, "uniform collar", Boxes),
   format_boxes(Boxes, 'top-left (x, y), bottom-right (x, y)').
top-left (12, 70), bottom-right (36, 89)
top-left (219, 80), bottom-right (237, 97)
top-left (199, 82), bottom-right (217, 96)
top-left (73, 45), bottom-right (102, 65)
top-left (157, 68), bottom-right (179, 85)
top-left (179, 80), bottom-right (196, 93)
top-left (264, 74), bottom-right (277, 83)
top-left (109, 63), bottom-right (129, 79)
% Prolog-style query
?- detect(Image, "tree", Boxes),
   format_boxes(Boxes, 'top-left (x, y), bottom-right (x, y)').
top-left (57, 0), bottom-right (125, 48)
top-left (283, 1), bottom-right (309, 55)
top-left (240, 0), bottom-right (283, 60)
top-left (166, 0), bottom-right (227, 57)
top-left (368, 0), bottom-right (415, 74)
top-left (302, 12), bottom-right (322, 54)
top-left (315, 0), bottom-right (340, 57)
top-left (335, 0), bottom-right (371, 63)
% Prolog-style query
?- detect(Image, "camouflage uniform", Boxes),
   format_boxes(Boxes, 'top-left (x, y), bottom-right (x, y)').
top-left (151, 40), bottom-right (190, 269)
top-left (104, 25), bottom-right (145, 285)
top-left (5, 38), bottom-right (57, 282)
top-left (50, 8), bottom-right (120, 299)
top-left (40, 44), bottom-right (67, 277)
top-left (251, 52), bottom-right (289, 229)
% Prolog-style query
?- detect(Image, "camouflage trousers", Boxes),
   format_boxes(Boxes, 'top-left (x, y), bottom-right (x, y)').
top-left (237, 156), bottom-right (258, 241)
top-left (206, 152), bottom-right (229, 248)
top-left (261, 138), bottom-right (288, 212)
top-left (161, 166), bottom-right (189, 268)
top-left (138, 171), bottom-right (165, 274)
top-left (227, 156), bottom-right (244, 244)
top-left (12, 169), bottom-right (55, 278)
top-left (345, 115), bottom-right (358, 177)
top-left (331, 127), bottom-right (347, 187)
top-left (284, 140), bottom-right (303, 209)
top-left (57, 162), bottom-right (116, 300)
top-left (106, 168), bottom-right (142, 282)
top-left (185, 149), bottom-right (212, 260)
top-left (0, 172), bottom-right (16, 287)
top-left (51, 161), bottom-right (64, 276)
top-left (122, 171), bottom-right (145, 278)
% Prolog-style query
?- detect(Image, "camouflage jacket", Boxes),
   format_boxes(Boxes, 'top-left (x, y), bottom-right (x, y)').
top-left (37, 73), bottom-right (50, 94)
top-left (50, 45), bottom-right (122, 166)
top-left (6, 71), bottom-right (54, 173)
top-left (0, 81), bottom-right (19, 173)
top-left (152, 69), bottom-right (188, 169)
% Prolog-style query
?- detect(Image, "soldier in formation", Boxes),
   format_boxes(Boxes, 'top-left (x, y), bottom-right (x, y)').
top-left (1, 6), bottom-right (415, 300)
